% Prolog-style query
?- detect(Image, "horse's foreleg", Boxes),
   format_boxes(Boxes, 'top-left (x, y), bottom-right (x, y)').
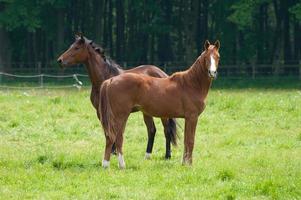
top-left (182, 116), bottom-right (198, 165)
top-left (143, 114), bottom-right (156, 159)
top-left (161, 118), bottom-right (171, 159)
top-left (102, 135), bottom-right (114, 168)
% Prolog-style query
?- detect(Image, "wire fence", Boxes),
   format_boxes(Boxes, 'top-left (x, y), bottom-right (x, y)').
top-left (0, 72), bottom-right (89, 89)
top-left (0, 63), bottom-right (300, 89)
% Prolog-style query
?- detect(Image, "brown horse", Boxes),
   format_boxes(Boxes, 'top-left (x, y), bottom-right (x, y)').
top-left (99, 40), bottom-right (220, 168)
top-left (57, 34), bottom-right (177, 159)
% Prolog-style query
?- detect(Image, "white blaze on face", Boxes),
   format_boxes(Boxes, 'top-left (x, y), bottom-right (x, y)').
top-left (210, 54), bottom-right (217, 72)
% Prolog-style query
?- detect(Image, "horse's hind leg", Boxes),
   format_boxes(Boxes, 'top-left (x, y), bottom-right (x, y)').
top-left (116, 133), bottom-right (125, 169)
top-left (115, 115), bottom-right (129, 169)
top-left (97, 108), bottom-right (117, 155)
top-left (111, 143), bottom-right (117, 155)
top-left (102, 135), bottom-right (114, 168)
top-left (143, 114), bottom-right (156, 159)
top-left (161, 118), bottom-right (171, 159)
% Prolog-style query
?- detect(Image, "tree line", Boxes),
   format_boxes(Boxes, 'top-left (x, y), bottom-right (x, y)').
top-left (0, 0), bottom-right (300, 71)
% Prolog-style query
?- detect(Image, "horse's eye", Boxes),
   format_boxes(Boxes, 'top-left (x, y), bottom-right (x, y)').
top-left (75, 47), bottom-right (80, 50)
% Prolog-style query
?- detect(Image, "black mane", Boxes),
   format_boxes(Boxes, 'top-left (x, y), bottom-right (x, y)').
top-left (104, 57), bottom-right (123, 76)
top-left (86, 38), bottom-right (123, 75)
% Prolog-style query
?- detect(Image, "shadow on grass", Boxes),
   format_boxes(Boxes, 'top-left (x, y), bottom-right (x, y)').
top-left (212, 77), bottom-right (301, 90)
top-left (34, 155), bottom-right (102, 170)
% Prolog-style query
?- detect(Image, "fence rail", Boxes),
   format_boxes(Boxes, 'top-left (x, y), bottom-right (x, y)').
top-left (0, 64), bottom-right (300, 89)
top-left (0, 72), bottom-right (89, 89)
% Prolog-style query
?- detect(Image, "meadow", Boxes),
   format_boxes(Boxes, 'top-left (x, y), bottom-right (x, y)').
top-left (0, 79), bottom-right (301, 199)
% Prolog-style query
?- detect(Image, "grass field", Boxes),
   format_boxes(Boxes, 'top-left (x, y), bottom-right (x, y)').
top-left (0, 80), bottom-right (301, 199)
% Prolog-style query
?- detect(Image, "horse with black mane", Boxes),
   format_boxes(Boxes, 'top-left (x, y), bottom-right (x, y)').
top-left (57, 34), bottom-right (177, 159)
top-left (99, 40), bottom-right (220, 168)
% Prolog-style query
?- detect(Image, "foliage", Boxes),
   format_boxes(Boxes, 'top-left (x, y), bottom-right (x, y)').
top-left (0, 0), bottom-right (300, 68)
top-left (290, 2), bottom-right (301, 20)
top-left (0, 0), bottom-right (41, 31)
top-left (228, 0), bottom-right (258, 29)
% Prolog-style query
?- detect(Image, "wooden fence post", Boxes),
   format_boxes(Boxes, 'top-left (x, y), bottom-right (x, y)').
top-left (251, 60), bottom-right (256, 79)
top-left (0, 68), bottom-right (2, 85)
top-left (299, 60), bottom-right (301, 80)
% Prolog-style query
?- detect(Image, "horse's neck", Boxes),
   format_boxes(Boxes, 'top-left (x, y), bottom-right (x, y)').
top-left (84, 51), bottom-right (111, 88)
top-left (183, 57), bottom-right (212, 96)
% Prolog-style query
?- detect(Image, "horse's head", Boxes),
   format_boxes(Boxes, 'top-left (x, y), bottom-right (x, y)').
top-left (202, 40), bottom-right (220, 79)
top-left (57, 33), bottom-right (104, 67)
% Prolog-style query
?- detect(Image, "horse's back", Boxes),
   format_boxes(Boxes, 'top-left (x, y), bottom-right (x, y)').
top-left (126, 65), bottom-right (168, 78)
top-left (107, 73), bottom-right (146, 100)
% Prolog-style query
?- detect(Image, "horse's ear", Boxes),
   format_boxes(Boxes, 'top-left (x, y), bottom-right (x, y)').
top-left (75, 32), bottom-right (85, 43)
top-left (95, 47), bottom-right (101, 54)
top-left (75, 32), bottom-right (82, 38)
top-left (75, 33), bottom-right (80, 40)
top-left (80, 35), bottom-right (85, 42)
top-left (204, 40), bottom-right (210, 50)
top-left (214, 40), bottom-right (220, 51)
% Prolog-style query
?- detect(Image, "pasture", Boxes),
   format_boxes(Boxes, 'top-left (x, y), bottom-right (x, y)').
top-left (0, 79), bottom-right (301, 199)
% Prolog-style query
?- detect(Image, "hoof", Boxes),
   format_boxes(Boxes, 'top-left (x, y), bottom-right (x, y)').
top-left (119, 164), bottom-right (126, 169)
top-left (102, 160), bottom-right (110, 168)
top-left (165, 155), bottom-right (171, 160)
top-left (118, 153), bottom-right (126, 169)
top-left (182, 159), bottom-right (192, 166)
top-left (145, 153), bottom-right (151, 160)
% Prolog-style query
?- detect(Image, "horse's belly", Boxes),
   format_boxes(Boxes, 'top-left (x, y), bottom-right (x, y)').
top-left (138, 96), bottom-right (183, 118)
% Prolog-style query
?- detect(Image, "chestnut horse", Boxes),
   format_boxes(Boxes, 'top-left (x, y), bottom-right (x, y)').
top-left (57, 34), bottom-right (177, 159)
top-left (99, 40), bottom-right (220, 168)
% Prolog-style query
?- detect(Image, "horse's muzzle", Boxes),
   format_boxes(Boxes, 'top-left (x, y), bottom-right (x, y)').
top-left (208, 71), bottom-right (218, 80)
top-left (57, 58), bottom-right (67, 68)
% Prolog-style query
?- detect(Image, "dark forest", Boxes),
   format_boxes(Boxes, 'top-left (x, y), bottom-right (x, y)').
top-left (0, 0), bottom-right (300, 71)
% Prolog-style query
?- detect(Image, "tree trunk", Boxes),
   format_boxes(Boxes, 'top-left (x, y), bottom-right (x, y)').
top-left (0, 28), bottom-right (12, 72)
top-left (196, 0), bottom-right (208, 53)
top-left (32, 32), bottom-right (37, 69)
top-left (127, 0), bottom-right (138, 65)
top-left (177, 0), bottom-right (184, 63)
top-left (108, 0), bottom-right (113, 56)
top-left (183, 0), bottom-right (197, 64)
top-left (293, 18), bottom-right (300, 63)
top-left (103, 0), bottom-right (108, 48)
top-left (57, 8), bottom-right (65, 54)
top-left (116, 0), bottom-right (125, 62)
top-left (94, 0), bottom-right (103, 44)
top-left (157, 0), bottom-right (173, 65)
top-left (257, 3), bottom-right (267, 64)
top-left (271, 0), bottom-right (282, 75)
top-left (282, 0), bottom-right (292, 64)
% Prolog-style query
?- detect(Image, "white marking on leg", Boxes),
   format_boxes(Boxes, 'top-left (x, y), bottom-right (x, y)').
top-left (118, 153), bottom-right (126, 169)
top-left (102, 160), bottom-right (110, 168)
top-left (145, 152), bottom-right (152, 160)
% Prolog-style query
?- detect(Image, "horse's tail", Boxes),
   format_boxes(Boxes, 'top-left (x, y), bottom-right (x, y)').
top-left (99, 80), bottom-right (116, 142)
top-left (167, 118), bottom-right (178, 146)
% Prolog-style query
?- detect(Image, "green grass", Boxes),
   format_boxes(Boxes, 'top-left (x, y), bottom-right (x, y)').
top-left (1, 83), bottom-right (301, 199)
